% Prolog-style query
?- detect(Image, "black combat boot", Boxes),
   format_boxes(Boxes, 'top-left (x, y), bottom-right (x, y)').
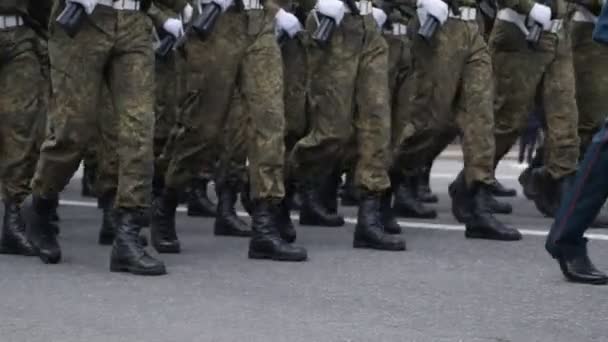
top-left (482, 190), bottom-right (513, 215)
top-left (187, 178), bottom-right (216, 217)
top-left (98, 192), bottom-right (119, 246)
top-left (353, 192), bottom-right (406, 251)
top-left (465, 184), bottom-right (522, 241)
top-left (286, 177), bottom-right (302, 211)
top-left (0, 200), bottom-right (36, 256)
top-left (248, 199), bottom-right (307, 261)
top-left (49, 193), bottom-right (60, 224)
top-left (240, 179), bottom-right (253, 215)
top-left (110, 208), bottom-right (166, 275)
top-left (323, 170), bottom-right (342, 215)
top-left (278, 183), bottom-right (297, 243)
top-left (518, 167), bottom-right (537, 200)
top-left (449, 171), bottom-right (472, 223)
top-left (300, 178), bottom-right (345, 227)
top-left (214, 180), bottom-right (251, 237)
top-left (22, 195), bottom-right (61, 264)
top-left (340, 171), bottom-right (359, 206)
top-left (150, 188), bottom-right (180, 253)
top-left (416, 167), bottom-right (438, 203)
top-left (81, 162), bottom-right (96, 198)
top-left (531, 168), bottom-right (574, 218)
top-left (487, 178), bottom-right (517, 197)
top-left (380, 190), bottom-right (401, 235)
top-left (393, 173), bottom-right (437, 219)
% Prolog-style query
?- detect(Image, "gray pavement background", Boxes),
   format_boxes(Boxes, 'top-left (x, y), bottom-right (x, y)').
top-left (0, 159), bottom-right (607, 342)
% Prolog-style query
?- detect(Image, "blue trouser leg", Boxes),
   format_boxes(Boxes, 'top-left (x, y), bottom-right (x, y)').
top-left (546, 121), bottom-right (608, 257)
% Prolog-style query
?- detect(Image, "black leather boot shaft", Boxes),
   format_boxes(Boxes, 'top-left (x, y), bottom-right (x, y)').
top-left (416, 167), bottom-right (438, 203)
top-left (354, 193), bottom-right (406, 251)
top-left (0, 201), bottom-right (35, 256)
top-left (393, 173), bottom-right (437, 219)
top-left (380, 190), bottom-right (402, 235)
top-left (150, 188), bottom-right (180, 253)
top-left (300, 178), bottom-right (344, 227)
top-left (248, 199), bottom-right (307, 261)
top-left (22, 195), bottom-right (62, 264)
top-left (111, 208), bottom-right (166, 276)
top-left (214, 181), bottom-right (251, 237)
top-left (187, 178), bottom-right (217, 217)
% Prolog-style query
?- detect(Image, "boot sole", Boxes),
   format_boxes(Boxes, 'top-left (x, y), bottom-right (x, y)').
top-left (353, 240), bottom-right (406, 251)
top-left (38, 251), bottom-right (62, 264)
top-left (110, 261), bottom-right (167, 276)
top-left (564, 274), bottom-right (608, 285)
top-left (465, 231), bottom-right (522, 241)
top-left (248, 250), bottom-right (307, 262)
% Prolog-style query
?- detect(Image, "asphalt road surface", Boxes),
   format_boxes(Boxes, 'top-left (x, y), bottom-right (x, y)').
top-left (1, 159), bottom-right (607, 342)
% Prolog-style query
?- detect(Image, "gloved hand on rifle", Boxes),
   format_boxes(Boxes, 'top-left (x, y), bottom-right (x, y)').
top-left (211, 0), bottom-right (234, 12)
top-left (316, 0), bottom-right (346, 25)
top-left (371, 7), bottom-right (388, 29)
top-left (66, 0), bottom-right (98, 15)
top-left (275, 9), bottom-right (303, 38)
top-left (163, 18), bottom-right (185, 38)
top-left (182, 3), bottom-right (194, 23)
top-left (529, 3), bottom-right (552, 30)
top-left (416, 0), bottom-right (449, 25)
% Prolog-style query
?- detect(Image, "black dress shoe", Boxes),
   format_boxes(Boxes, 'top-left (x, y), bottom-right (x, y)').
top-left (558, 254), bottom-right (608, 285)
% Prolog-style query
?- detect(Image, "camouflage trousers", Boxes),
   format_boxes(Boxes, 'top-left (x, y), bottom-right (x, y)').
top-left (393, 18), bottom-right (495, 187)
top-left (163, 9), bottom-right (285, 199)
top-left (290, 14), bottom-right (391, 193)
top-left (571, 21), bottom-right (608, 152)
top-left (0, 26), bottom-right (47, 203)
top-left (32, 7), bottom-right (155, 209)
top-left (490, 20), bottom-right (579, 178)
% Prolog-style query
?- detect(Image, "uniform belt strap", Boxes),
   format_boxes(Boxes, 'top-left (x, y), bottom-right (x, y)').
top-left (385, 23), bottom-right (408, 35)
top-left (344, 0), bottom-right (373, 15)
top-left (497, 8), bottom-right (529, 35)
top-left (0, 15), bottom-right (23, 29)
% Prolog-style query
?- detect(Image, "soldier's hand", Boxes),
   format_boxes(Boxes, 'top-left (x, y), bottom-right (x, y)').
top-left (529, 3), bottom-right (552, 30)
top-left (67, 0), bottom-right (98, 15)
top-left (182, 3), bottom-right (194, 24)
top-left (371, 7), bottom-right (388, 29)
top-left (316, 0), bottom-right (346, 25)
top-left (417, 0), bottom-right (449, 24)
top-left (163, 18), bottom-right (185, 38)
top-left (275, 9), bottom-right (303, 38)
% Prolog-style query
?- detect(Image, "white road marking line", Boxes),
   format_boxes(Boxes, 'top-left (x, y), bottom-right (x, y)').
top-left (58, 199), bottom-right (608, 242)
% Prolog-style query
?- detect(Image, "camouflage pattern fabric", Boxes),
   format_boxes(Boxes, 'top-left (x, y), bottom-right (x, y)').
top-left (393, 18), bottom-right (495, 187)
top-left (290, 13), bottom-right (392, 193)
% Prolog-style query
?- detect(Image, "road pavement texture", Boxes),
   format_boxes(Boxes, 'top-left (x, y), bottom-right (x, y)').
top-left (1, 158), bottom-right (607, 342)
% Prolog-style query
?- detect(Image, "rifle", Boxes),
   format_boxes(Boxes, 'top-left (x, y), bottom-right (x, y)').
top-left (312, 0), bottom-right (360, 46)
top-left (56, 2), bottom-right (87, 37)
top-left (173, 1), bottom-right (223, 49)
top-left (418, 0), bottom-right (459, 40)
top-left (526, 0), bottom-right (552, 45)
top-left (154, 28), bottom-right (177, 58)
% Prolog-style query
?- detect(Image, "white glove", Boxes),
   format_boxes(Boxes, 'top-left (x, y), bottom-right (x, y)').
top-left (66, 0), bottom-right (97, 15)
top-left (416, 0), bottom-right (448, 24)
top-left (182, 3), bottom-right (194, 24)
top-left (529, 3), bottom-right (552, 30)
top-left (275, 9), bottom-right (303, 38)
top-left (163, 18), bottom-right (185, 38)
top-left (212, 0), bottom-right (234, 12)
top-left (316, 0), bottom-right (346, 25)
top-left (371, 7), bottom-right (387, 29)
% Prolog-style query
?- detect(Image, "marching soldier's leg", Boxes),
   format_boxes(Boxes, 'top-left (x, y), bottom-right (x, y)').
top-left (243, 11), bottom-right (307, 261)
top-left (571, 21), bottom-right (608, 155)
top-left (108, 8), bottom-right (165, 275)
top-left (545, 122), bottom-right (608, 284)
top-left (531, 25), bottom-right (580, 217)
top-left (24, 8), bottom-right (109, 265)
top-left (215, 89), bottom-right (251, 237)
top-left (352, 20), bottom-right (405, 251)
top-left (0, 21), bottom-right (44, 257)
